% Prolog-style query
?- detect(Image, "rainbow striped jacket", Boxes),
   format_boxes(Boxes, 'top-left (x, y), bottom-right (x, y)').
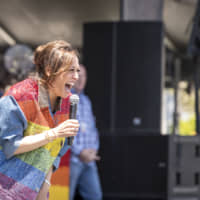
top-left (0, 78), bottom-right (70, 200)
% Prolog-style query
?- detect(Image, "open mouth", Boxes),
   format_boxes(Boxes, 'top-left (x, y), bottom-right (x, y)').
top-left (65, 83), bottom-right (73, 91)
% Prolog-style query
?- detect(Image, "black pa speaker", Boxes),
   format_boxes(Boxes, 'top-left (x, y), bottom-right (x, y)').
top-left (98, 134), bottom-right (169, 200)
top-left (83, 21), bottom-right (164, 134)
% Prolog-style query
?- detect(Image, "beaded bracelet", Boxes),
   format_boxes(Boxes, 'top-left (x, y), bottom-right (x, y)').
top-left (44, 179), bottom-right (51, 186)
top-left (45, 130), bottom-right (57, 142)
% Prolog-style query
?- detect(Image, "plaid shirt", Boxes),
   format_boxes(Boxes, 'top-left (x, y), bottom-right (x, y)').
top-left (70, 89), bottom-right (99, 164)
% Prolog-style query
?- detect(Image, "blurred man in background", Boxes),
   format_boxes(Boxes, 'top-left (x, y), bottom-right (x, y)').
top-left (69, 64), bottom-right (102, 200)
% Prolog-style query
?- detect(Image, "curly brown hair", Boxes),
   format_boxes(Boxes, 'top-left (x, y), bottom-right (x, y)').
top-left (33, 40), bottom-right (79, 87)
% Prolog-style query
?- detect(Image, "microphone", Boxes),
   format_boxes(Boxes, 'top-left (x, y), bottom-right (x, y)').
top-left (67, 94), bottom-right (79, 145)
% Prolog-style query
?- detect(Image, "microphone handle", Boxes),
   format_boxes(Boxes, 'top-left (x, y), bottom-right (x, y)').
top-left (67, 104), bottom-right (77, 146)
top-left (67, 137), bottom-right (74, 145)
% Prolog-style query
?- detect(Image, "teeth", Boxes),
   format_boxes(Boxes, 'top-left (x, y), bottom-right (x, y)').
top-left (66, 83), bottom-right (74, 87)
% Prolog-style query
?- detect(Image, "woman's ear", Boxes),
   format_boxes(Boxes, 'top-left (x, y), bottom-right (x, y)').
top-left (45, 66), bottom-right (51, 77)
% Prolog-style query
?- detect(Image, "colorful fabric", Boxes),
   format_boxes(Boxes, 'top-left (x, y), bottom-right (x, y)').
top-left (0, 78), bottom-right (70, 200)
top-left (49, 150), bottom-right (70, 200)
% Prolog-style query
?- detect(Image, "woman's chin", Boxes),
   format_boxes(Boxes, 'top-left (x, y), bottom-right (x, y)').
top-left (63, 91), bottom-right (70, 98)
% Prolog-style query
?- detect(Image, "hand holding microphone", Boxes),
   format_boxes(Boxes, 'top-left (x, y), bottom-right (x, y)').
top-left (45, 95), bottom-right (79, 143)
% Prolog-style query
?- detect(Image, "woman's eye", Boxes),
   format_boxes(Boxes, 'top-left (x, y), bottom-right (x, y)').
top-left (69, 68), bottom-right (74, 72)
top-left (68, 67), bottom-right (80, 73)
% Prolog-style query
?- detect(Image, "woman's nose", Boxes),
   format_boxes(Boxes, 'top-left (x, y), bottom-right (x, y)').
top-left (73, 71), bottom-right (79, 80)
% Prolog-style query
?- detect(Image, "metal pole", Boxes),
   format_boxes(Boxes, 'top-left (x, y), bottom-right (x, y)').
top-left (194, 56), bottom-right (200, 134)
top-left (119, 0), bottom-right (124, 21)
top-left (173, 57), bottom-right (181, 135)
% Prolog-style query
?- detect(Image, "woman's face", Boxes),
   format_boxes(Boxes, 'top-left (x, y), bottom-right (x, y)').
top-left (48, 56), bottom-right (80, 99)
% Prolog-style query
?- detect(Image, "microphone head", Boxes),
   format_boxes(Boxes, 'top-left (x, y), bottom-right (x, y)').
top-left (70, 94), bottom-right (79, 105)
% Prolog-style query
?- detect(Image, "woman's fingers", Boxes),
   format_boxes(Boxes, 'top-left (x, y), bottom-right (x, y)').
top-left (60, 120), bottom-right (79, 129)
top-left (54, 119), bottom-right (80, 137)
top-left (62, 120), bottom-right (79, 129)
top-left (62, 119), bottom-right (79, 125)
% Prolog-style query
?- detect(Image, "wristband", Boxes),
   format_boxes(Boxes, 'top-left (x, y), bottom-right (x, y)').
top-left (45, 130), bottom-right (57, 142)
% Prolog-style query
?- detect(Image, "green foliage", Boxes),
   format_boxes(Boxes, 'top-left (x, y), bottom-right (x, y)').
top-left (179, 115), bottom-right (196, 136)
